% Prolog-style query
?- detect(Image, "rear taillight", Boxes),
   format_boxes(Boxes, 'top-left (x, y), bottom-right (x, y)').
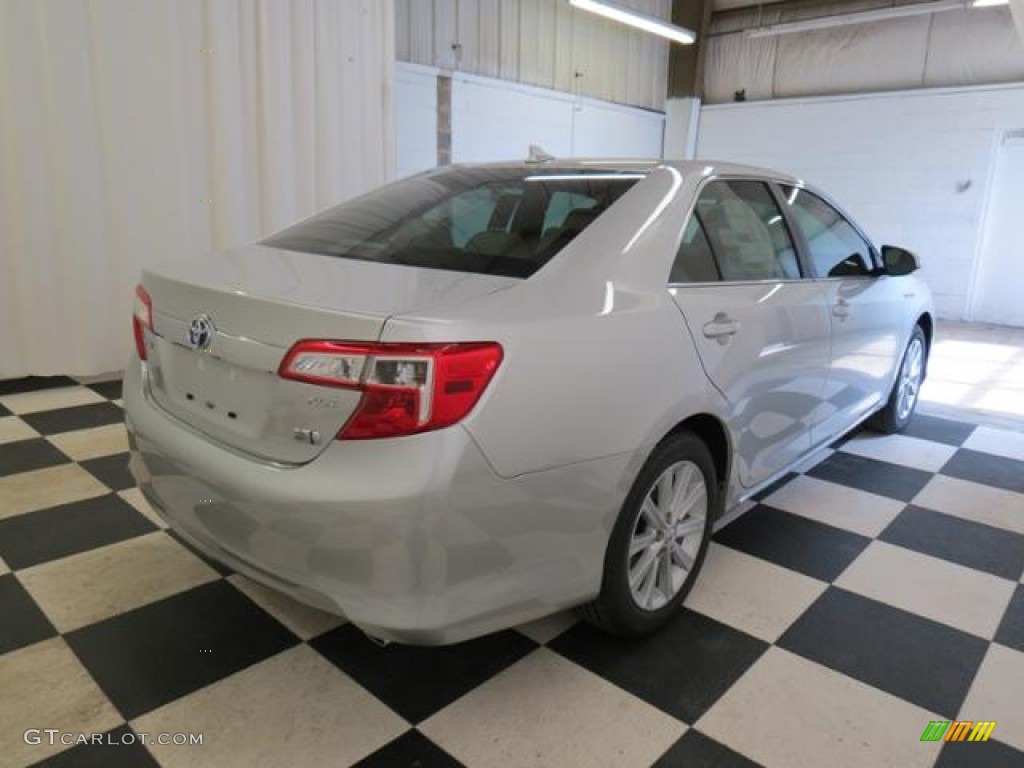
top-left (132, 284), bottom-right (153, 361)
top-left (278, 340), bottom-right (503, 440)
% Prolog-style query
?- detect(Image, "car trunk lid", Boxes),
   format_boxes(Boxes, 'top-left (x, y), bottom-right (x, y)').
top-left (141, 244), bottom-right (517, 464)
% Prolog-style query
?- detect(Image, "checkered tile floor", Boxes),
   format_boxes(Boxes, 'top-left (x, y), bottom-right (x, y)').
top-left (2, 374), bottom-right (1023, 768)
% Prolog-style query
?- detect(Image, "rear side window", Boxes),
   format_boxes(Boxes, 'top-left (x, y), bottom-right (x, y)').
top-left (780, 186), bottom-right (875, 278)
top-left (263, 168), bottom-right (642, 279)
top-left (670, 217), bottom-right (720, 283)
top-left (695, 181), bottom-right (800, 281)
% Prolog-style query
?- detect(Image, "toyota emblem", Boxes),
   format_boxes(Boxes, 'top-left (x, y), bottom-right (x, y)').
top-left (187, 314), bottom-right (215, 351)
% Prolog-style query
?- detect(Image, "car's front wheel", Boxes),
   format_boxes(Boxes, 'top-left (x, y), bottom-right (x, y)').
top-left (869, 325), bottom-right (927, 434)
top-left (581, 432), bottom-right (718, 637)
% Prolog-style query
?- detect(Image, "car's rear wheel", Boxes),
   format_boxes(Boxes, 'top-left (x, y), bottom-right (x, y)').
top-left (869, 325), bottom-right (927, 434)
top-left (580, 432), bottom-right (718, 637)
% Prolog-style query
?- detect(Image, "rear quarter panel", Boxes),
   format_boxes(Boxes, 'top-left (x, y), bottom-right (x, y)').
top-left (380, 167), bottom-right (732, 482)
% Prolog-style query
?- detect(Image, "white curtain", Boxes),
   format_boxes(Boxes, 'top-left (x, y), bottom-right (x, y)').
top-left (704, 7), bottom-right (1024, 104)
top-left (0, 0), bottom-right (395, 379)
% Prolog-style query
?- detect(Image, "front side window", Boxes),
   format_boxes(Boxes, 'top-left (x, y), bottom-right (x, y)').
top-left (781, 186), bottom-right (875, 278)
top-left (263, 168), bottom-right (641, 279)
top-left (695, 181), bottom-right (800, 281)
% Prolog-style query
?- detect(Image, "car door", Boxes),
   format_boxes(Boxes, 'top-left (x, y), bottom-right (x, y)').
top-left (669, 179), bottom-right (832, 488)
top-left (777, 185), bottom-right (905, 444)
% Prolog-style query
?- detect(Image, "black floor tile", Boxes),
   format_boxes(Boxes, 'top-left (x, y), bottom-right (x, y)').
top-left (806, 451), bottom-right (933, 502)
top-left (81, 453), bottom-right (134, 491)
top-left (941, 449), bottom-right (1024, 494)
top-left (994, 585), bottom-right (1024, 654)
top-left (934, 737), bottom-right (1024, 768)
top-left (21, 402), bottom-right (124, 436)
top-left (880, 506), bottom-right (1024, 581)
top-left (28, 724), bottom-right (160, 768)
top-left (0, 495), bottom-right (156, 570)
top-left (87, 379), bottom-right (123, 401)
top-left (0, 376), bottom-right (77, 396)
top-left (751, 472), bottom-right (798, 502)
top-left (654, 729), bottom-right (762, 767)
top-left (903, 414), bottom-right (976, 447)
top-left (0, 574), bottom-right (58, 654)
top-left (713, 504), bottom-right (870, 582)
top-left (0, 438), bottom-right (70, 477)
top-left (353, 729), bottom-right (465, 768)
top-left (65, 580), bottom-right (298, 719)
top-left (550, 610), bottom-right (768, 724)
top-left (310, 624), bottom-right (537, 724)
top-left (778, 588), bottom-right (988, 716)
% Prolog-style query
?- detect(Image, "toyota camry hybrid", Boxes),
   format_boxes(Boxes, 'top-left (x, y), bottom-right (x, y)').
top-left (125, 158), bottom-right (933, 645)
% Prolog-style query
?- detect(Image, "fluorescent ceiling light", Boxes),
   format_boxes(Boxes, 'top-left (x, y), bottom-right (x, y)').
top-left (746, 0), bottom-right (963, 38)
top-left (569, 0), bottom-right (696, 45)
top-left (973, 0), bottom-right (1009, 6)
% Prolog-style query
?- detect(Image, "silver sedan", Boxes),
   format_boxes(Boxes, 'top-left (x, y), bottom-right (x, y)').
top-left (125, 159), bottom-right (933, 644)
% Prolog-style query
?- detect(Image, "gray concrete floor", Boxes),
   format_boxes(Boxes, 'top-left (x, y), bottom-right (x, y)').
top-left (919, 321), bottom-right (1024, 431)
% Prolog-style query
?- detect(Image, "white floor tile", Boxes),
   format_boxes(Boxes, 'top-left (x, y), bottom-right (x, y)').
top-left (0, 416), bottom-right (39, 446)
top-left (685, 543), bottom-right (828, 642)
top-left (0, 464), bottom-right (108, 520)
top-left (46, 423), bottom-right (129, 461)
top-left (514, 610), bottom-right (578, 645)
top-left (18, 532), bottom-right (219, 633)
top-left (913, 475), bottom-right (1024, 536)
top-left (836, 541), bottom-right (1016, 639)
top-left (840, 433), bottom-right (958, 473)
top-left (0, 386), bottom-right (105, 415)
top-left (697, 647), bottom-right (942, 768)
top-left (964, 426), bottom-right (1024, 463)
top-left (958, 643), bottom-right (1024, 752)
top-left (134, 645), bottom-right (408, 767)
top-left (421, 648), bottom-right (685, 768)
top-left (0, 638), bottom-right (122, 766)
top-left (974, 389), bottom-right (1024, 420)
top-left (763, 474), bottom-right (905, 538)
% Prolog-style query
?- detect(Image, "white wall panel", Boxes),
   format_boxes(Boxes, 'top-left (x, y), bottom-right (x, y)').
top-left (449, 71), bottom-right (664, 163)
top-left (397, 0), bottom-right (671, 110)
top-left (453, 76), bottom-right (574, 161)
top-left (396, 64), bottom-right (439, 178)
top-left (696, 84), bottom-right (1024, 320)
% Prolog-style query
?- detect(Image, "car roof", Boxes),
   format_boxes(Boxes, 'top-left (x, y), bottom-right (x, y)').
top-left (456, 158), bottom-right (801, 185)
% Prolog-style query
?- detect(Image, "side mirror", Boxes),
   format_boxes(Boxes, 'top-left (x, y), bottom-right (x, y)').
top-left (881, 245), bottom-right (920, 276)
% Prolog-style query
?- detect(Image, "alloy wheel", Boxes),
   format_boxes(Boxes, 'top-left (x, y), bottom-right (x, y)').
top-left (896, 337), bottom-right (924, 421)
top-left (627, 460), bottom-right (708, 612)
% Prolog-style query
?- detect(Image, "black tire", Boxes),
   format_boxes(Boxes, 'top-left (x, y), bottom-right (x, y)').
top-left (580, 431), bottom-right (719, 637)
top-left (868, 325), bottom-right (927, 434)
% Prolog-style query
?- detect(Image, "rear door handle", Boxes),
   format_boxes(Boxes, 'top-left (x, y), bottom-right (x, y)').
top-left (703, 313), bottom-right (740, 339)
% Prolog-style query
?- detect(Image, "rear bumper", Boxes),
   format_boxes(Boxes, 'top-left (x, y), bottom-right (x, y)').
top-left (124, 357), bottom-right (629, 644)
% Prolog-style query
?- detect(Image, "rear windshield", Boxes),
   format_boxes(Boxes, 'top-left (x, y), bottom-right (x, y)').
top-left (262, 167), bottom-right (644, 278)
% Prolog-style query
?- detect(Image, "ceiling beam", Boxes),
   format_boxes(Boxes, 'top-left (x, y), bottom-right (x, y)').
top-left (668, 0), bottom-right (713, 98)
